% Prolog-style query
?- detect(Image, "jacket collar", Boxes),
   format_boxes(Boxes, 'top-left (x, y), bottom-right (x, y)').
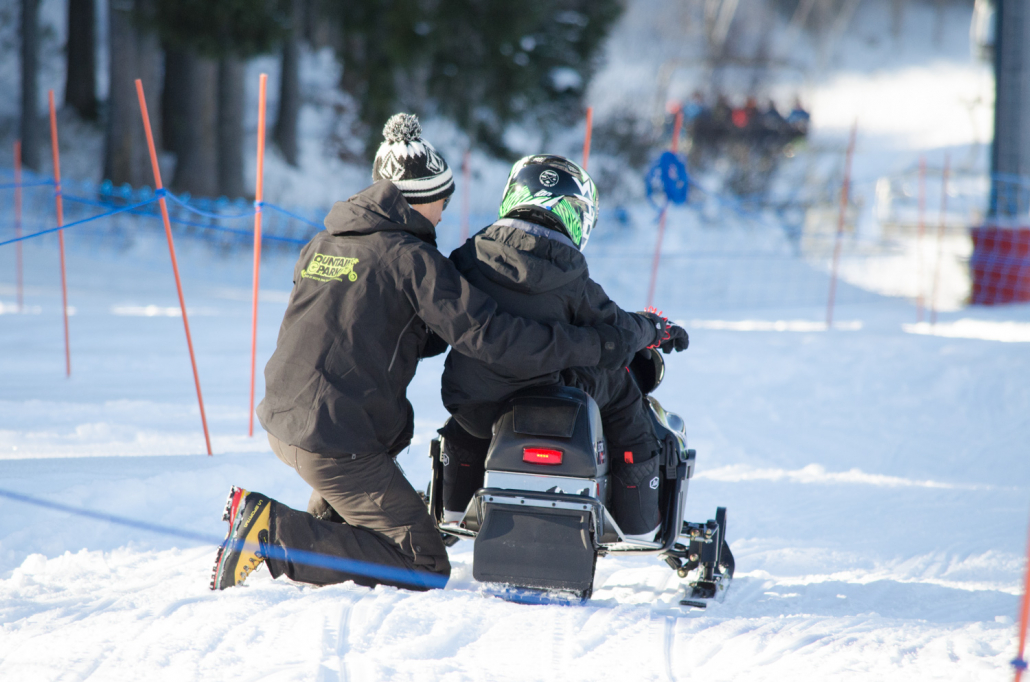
top-left (494, 218), bottom-right (578, 250)
top-left (323, 180), bottom-right (437, 245)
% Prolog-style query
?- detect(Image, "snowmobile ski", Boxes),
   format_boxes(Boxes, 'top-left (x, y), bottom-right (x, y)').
top-left (486, 585), bottom-right (588, 607)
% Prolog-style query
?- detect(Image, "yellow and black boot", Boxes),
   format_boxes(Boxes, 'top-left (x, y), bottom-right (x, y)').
top-left (210, 487), bottom-right (273, 590)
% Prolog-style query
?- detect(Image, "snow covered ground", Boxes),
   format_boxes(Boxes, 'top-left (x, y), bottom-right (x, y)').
top-left (1, 213), bottom-right (1027, 679)
top-left (1, 0), bottom-right (1027, 679)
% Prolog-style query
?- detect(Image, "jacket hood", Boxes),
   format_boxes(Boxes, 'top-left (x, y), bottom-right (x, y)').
top-left (324, 180), bottom-right (436, 244)
top-left (463, 219), bottom-right (587, 294)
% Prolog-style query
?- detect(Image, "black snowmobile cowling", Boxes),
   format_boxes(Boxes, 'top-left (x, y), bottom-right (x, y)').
top-left (474, 386), bottom-right (606, 596)
top-left (428, 349), bottom-right (735, 604)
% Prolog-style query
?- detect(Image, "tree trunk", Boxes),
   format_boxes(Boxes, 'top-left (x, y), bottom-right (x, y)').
top-left (105, 0), bottom-right (135, 186)
top-left (65, 0), bottom-right (97, 120)
top-left (135, 0), bottom-right (162, 174)
top-left (217, 56), bottom-right (246, 198)
top-left (104, 0), bottom-right (162, 188)
top-left (162, 46), bottom-right (189, 155)
top-left (20, 0), bottom-right (40, 171)
top-left (890, 0), bottom-right (906, 39)
top-left (170, 52), bottom-right (218, 197)
top-left (933, 0), bottom-right (945, 47)
top-left (274, 0), bottom-right (302, 167)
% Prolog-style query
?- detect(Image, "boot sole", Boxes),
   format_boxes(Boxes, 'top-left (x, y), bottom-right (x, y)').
top-left (210, 486), bottom-right (248, 591)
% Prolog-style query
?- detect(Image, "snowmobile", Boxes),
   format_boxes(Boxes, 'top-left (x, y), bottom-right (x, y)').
top-left (426, 349), bottom-right (734, 605)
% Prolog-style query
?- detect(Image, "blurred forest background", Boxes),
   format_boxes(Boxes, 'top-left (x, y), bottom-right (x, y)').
top-left (7, 0), bottom-right (622, 198)
top-left (3, 0), bottom-right (980, 205)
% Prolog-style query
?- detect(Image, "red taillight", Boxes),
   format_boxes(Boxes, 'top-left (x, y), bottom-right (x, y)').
top-left (523, 447), bottom-right (563, 465)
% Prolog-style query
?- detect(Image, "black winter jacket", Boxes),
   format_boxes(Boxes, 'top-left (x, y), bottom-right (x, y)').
top-left (441, 218), bottom-right (657, 437)
top-left (257, 182), bottom-right (606, 457)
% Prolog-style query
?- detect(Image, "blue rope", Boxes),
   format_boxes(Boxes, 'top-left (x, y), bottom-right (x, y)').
top-left (0, 167), bottom-right (321, 244)
top-left (260, 201), bottom-right (325, 230)
top-left (0, 487), bottom-right (446, 591)
top-left (165, 216), bottom-right (308, 245)
top-left (58, 192), bottom-right (309, 245)
top-left (0, 180), bottom-right (56, 190)
top-left (163, 190), bottom-right (257, 220)
top-left (0, 195), bottom-right (161, 247)
top-left (62, 192), bottom-right (156, 212)
top-left (1013, 658), bottom-right (1028, 672)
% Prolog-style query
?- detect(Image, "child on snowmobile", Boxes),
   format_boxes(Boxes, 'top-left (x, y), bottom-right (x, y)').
top-left (210, 119), bottom-right (657, 594)
top-left (439, 154), bottom-right (689, 540)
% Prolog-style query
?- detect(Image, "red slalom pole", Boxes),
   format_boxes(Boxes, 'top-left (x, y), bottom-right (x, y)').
top-left (135, 79), bottom-right (213, 456)
top-left (929, 154), bottom-right (950, 327)
top-left (582, 106), bottom-right (593, 170)
top-left (646, 212), bottom-right (669, 310)
top-left (1014, 511), bottom-right (1030, 682)
top-left (671, 107), bottom-right (684, 152)
top-left (916, 156), bottom-right (927, 322)
top-left (459, 149), bottom-right (471, 244)
top-left (48, 90), bottom-right (71, 376)
top-left (14, 140), bottom-right (23, 312)
top-left (826, 121), bottom-right (858, 329)
top-left (248, 73), bottom-right (268, 438)
top-left (645, 106), bottom-right (683, 310)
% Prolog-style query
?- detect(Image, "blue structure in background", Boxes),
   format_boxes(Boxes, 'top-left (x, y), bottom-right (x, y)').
top-left (645, 151), bottom-right (689, 212)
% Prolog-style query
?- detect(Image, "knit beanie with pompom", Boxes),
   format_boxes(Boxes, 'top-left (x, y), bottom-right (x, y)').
top-left (372, 113), bottom-right (454, 205)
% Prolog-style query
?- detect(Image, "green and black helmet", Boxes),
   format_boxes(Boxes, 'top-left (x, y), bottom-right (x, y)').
top-left (498, 154), bottom-right (599, 251)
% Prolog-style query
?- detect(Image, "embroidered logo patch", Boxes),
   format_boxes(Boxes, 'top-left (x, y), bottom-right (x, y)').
top-left (301, 253), bottom-right (360, 283)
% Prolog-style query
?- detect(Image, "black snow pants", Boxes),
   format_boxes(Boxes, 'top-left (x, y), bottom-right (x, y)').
top-left (443, 366), bottom-right (662, 536)
top-left (262, 434), bottom-right (450, 590)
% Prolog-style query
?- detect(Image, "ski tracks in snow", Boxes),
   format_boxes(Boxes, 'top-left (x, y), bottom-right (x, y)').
top-left (315, 591), bottom-right (363, 682)
top-left (662, 615), bottom-right (677, 682)
top-left (0, 544), bottom-right (1020, 680)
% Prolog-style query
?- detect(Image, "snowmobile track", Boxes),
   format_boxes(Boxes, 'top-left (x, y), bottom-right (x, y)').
top-left (662, 614), bottom-right (677, 682)
top-left (318, 592), bottom-right (362, 682)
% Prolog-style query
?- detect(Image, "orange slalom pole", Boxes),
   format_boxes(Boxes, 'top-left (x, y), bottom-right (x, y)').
top-left (135, 79), bottom-right (213, 456)
top-left (1014, 510), bottom-right (1030, 682)
top-left (826, 121), bottom-right (858, 328)
top-left (929, 153), bottom-right (950, 327)
top-left (248, 73), bottom-right (268, 438)
top-left (671, 107), bottom-right (684, 154)
top-left (14, 140), bottom-right (23, 312)
top-left (916, 156), bottom-right (927, 322)
top-left (645, 106), bottom-right (684, 310)
top-left (459, 149), bottom-right (471, 244)
top-left (49, 91), bottom-right (71, 376)
top-left (582, 106), bottom-right (593, 170)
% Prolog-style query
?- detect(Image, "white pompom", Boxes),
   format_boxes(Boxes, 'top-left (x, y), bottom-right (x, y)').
top-left (382, 113), bottom-right (422, 144)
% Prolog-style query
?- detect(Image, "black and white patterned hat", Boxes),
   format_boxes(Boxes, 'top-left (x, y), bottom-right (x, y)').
top-left (372, 113), bottom-right (454, 205)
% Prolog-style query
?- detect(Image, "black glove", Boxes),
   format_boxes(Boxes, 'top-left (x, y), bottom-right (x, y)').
top-left (638, 310), bottom-right (689, 354)
top-left (595, 323), bottom-right (635, 370)
top-left (659, 322), bottom-right (689, 354)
